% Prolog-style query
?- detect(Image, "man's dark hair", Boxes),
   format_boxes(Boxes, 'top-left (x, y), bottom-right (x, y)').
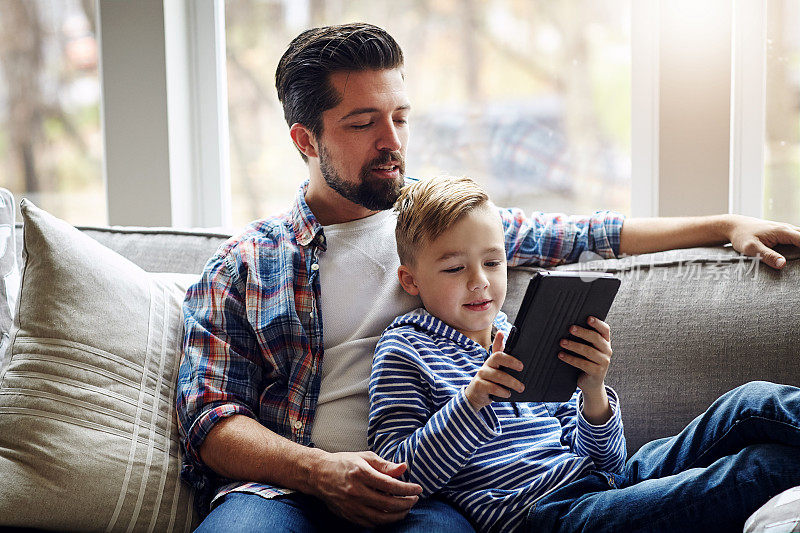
top-left (275, 23), bottom-right (404, 162)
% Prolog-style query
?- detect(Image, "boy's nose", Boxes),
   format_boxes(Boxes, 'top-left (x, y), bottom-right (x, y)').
top-left (469, 273), bottom-right (489, 291)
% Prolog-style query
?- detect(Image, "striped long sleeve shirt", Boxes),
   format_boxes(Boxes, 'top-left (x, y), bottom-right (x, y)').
top-left (368, 309), bottom-right (627, 533)
top-left (176, 179), bottom-right (625, 512)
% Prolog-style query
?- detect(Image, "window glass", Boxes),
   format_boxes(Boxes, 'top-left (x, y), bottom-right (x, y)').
top-left (225, 0), bottom-right (631, 227)
top-left (0, 0), bottom-right (104, 225)
top-left (764, 0), bottom-right (800, 224)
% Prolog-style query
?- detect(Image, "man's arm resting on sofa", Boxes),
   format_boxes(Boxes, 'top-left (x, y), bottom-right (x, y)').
top-left (199, 414), bottom-right (422, 527)
top-left (619, 214), bottom-right (800, 269)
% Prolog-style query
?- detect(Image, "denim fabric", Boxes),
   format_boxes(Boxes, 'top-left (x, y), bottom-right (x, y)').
top-left (526, 381), bottom-right (800, 532)
top-left (194, 491), bottom-right (475, 533)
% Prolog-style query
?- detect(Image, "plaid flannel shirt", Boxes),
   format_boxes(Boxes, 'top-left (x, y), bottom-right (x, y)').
top-left (176, 179), bottom-right (625, 512)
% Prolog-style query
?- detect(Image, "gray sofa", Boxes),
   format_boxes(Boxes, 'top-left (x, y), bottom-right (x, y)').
top-left (3, 214), bottom-right (800, 531)
top-left (13, 223), bottom-right (796, 454)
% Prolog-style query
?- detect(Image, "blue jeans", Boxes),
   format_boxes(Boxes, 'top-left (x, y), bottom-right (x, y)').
top-left (195, 491), bottom-right (475, 533)
top-left (527, 381), bottom-right (800, 532)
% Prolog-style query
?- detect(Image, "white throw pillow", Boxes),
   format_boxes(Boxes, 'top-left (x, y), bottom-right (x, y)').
top-left (0, 199), bottom-right (200, 531)
top-left (745, 486), bottom-right (800, 533)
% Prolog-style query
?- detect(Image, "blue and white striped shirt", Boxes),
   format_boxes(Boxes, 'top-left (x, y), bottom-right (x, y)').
top-left (368, 309), bottom-right (626, 533)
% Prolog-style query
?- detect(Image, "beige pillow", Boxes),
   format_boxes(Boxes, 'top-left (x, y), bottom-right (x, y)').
top-left (0, 200), bottom-right (200, 531)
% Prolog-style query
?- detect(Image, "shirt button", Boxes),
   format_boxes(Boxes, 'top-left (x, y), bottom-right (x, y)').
top-left (293, 420), bottom-right (303, 430)
top-left (319, 235), bottom-right (325, 243)
top-left (311, 263), bottom-right (319, 271)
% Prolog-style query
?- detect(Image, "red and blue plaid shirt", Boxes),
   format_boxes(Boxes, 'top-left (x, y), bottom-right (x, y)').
top-left (176, 180), bottom-right (625, 512)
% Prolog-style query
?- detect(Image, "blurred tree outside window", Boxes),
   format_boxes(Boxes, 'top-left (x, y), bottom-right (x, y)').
top-left (764, 0), bottom-right (800, 224)
top-left (225, 0), bottom-right (632, 227)
top-left (0, 0), bottom-right (104, 226)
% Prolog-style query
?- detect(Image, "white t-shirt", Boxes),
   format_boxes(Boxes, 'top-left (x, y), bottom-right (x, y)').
top-left (311, 209), bottom-right (421, 452)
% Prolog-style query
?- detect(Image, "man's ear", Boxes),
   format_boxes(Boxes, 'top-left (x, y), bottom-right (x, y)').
top-left (290, 123), bottom-right (319, 159)
top-left (397, 265), bottom-right (420, 296)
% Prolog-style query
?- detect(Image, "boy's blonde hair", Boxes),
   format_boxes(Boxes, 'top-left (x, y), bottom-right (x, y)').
top-left (394, 176), bottom-right (493, 266)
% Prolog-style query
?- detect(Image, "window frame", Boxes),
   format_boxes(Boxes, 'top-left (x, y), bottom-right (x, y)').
top-left (98, 0), bottom-right (231, 228)
top-left (631, 0), bottom-right (660, 217)
top-left (729, 0), bottom-right (766, 219)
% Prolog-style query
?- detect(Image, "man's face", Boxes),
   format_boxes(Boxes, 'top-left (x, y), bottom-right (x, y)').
top-left (402, 205), bottom-right (508, 346)
top-left (315, 68), bottom-right (410, 211)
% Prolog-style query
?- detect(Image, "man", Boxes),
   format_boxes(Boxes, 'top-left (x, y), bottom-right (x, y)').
top-left (176, 23), bottom-right (800, 532)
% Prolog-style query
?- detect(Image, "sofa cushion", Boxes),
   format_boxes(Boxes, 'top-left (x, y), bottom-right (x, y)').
top-left (0, 200), bottom-right (200, 531)
top-left (503, 246), bottom-right (800, 454)
top-left (556, 246), bottom-right (800, 453)
top-left (0, 189), bottom-right (19, 370)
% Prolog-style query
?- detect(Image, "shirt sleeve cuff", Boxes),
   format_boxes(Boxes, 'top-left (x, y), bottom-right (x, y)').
top-left (574, 386), bottom-right (625, 458)
top-left (450, 387), bottom-right (501, 442)
top-left (590, 210), bottom-right (626, 259)
top-left (184, 402), bottom-right (258, 470)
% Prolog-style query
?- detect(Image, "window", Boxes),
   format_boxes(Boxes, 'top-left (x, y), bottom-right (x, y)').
top-left (2, 2), bottom-right (784, 230)
top-left (0, 0), bottom-right (105, 225)
top-left (224, 0), bottom-right (632, 227)
top-left (764, 0), bottom-right (799, 224)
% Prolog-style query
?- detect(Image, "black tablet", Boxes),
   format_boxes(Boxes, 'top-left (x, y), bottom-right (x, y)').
top-left (496, 271), bottom-right (621, 403)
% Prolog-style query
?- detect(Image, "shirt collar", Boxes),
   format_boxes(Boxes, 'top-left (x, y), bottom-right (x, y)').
top-left (290, 180), bottom-right (324, 248)
top-left (290, 176), bottom-right (417, 248)
top-left (400, 308), bottom-right (513, 353)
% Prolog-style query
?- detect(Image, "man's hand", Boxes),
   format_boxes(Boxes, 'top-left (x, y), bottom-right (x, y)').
top-left (557, 316), bottom-right (613, 424)
top-left (726, 215), bottom-right (800, 270)
top-left (464, 331), bottom-right (525, 410)
top-left (309, 450), bottom-right (423, 527)
top-left (619, 215), bottom-right (800, 271)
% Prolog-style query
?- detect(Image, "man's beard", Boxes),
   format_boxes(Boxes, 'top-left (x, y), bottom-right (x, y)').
top-left (319, 145), bottom-right (405, 211)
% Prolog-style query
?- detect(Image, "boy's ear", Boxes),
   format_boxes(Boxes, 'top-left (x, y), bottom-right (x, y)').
top-left (397, 265), bottom-right (420, 296)
top-left (290, 123), bottom-right (319, 159)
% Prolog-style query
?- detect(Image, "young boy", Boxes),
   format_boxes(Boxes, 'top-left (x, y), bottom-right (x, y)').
top-left (368, 176), bottom-right (800, 533)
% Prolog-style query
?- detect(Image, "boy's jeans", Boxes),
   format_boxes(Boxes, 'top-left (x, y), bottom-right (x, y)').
top-left (527, 381), bottom-right (800, 532)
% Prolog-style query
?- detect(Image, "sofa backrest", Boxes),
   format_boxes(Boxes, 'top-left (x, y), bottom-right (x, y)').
top-left (14, 223), bottom-right (800, 454)
top-left (503, 245), bottom-right (800, 453)
top-left (15, 223), bottom-right (231, 275)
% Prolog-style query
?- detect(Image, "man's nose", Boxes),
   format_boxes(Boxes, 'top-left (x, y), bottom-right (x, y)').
top-left (376, 120), bottom-right (402, 152)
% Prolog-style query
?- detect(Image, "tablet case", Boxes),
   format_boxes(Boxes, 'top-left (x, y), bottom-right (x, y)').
top-left (498, 271), bottom-right (621, 403)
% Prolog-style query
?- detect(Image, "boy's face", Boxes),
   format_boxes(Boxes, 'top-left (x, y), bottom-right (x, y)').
top-left (398, 204), bottom-right (507, 347)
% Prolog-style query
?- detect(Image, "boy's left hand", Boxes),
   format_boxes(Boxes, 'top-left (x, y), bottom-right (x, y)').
top-left (557, 316), bottom-right (612, 396)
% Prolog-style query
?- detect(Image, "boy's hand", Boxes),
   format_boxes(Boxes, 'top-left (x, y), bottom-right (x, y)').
top-left (558, 316), bottom-right (614, 424)
top-left (465, 331), bottom-right (525, 410)
top-left (557, 316), bottom-right (613, 395)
